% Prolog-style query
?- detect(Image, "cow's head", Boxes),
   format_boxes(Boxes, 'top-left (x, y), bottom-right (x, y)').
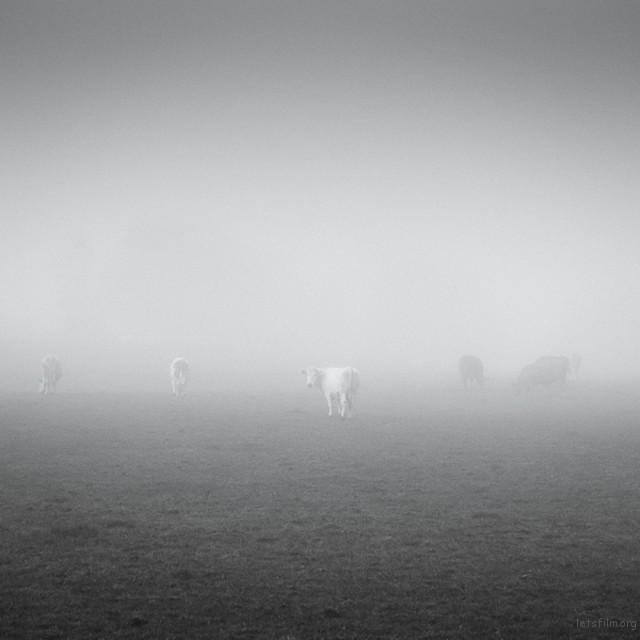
top-left (301, 367), bottom-right (321, 388)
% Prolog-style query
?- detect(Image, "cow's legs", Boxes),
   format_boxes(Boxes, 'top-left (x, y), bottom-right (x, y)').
top-left (337, 393), bottom-right (346, 418)
top-left (325, 393), bottom-right (333, 416)
top-left (342, 393), bottom-right (353, 418)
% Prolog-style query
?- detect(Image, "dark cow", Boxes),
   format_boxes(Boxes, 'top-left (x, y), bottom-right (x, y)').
top-left (515, 356), bottom-right (571, 392)
top-left (458, 355), bottom-right (484, 389)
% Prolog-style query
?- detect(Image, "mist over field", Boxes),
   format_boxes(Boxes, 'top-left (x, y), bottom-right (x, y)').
top-left (2, 0), bottom-right (639, 394)
top-left (3, 5), bottom-right (640, 638)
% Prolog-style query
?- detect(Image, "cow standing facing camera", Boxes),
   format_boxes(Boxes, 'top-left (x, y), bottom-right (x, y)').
top-left (170, 358), bottom-right (190, 396)
top-left (301, 366), bottom-right (360, 418)
top-left (40, 355), bottom-right (62, 395)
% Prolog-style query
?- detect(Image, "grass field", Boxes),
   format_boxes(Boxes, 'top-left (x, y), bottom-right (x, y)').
top-left (1, 385), bottom-right (640, 639)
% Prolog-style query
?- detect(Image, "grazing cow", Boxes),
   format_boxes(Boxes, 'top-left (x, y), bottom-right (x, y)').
top-left (40, 355), bottom-right (62, 395)
top-left (301, 366), bottom-right (360, 418)
top-left (458, 355), bottom-right (484, 389)
top-left (515, 356), bottom-right (571, 392)
top-left (170, 357), bottom-right (190, 396)
top-left (571, 352), bottom-right (582, 376)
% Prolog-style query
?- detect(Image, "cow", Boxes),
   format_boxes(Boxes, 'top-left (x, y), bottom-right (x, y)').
top-left (40, 355), bottom-right (62, 395)
top-left (301, 366), bottom-right (360, 418)
top-left (515, 356), bottom-right (571, 392)
top-left (170, 357), bottom-right (190, 396)
top-left (458, 355), bottom-right (484, 389)
top-left (571, 352), bottom-right (582, 376)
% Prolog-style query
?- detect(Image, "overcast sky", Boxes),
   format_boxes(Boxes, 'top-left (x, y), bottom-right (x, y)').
top-left (1, 1), bottom-right (639, 391)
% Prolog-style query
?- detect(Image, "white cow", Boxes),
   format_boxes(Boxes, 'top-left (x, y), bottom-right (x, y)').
top-left (40, 355), bottom-right (62, 395)
top-left (170, 357), bottom-right (190, 396)
top-left (301, 366), bottom-right (360, 418)
top-left (515, 356), bottom-right (571, 392)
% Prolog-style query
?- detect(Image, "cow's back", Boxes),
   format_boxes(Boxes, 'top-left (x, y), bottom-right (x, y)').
top-left (518, 356), bottom-right (570, 389)
top-left (321, 367), bottom-right (359, 394)
top-left (534, 356), bottom-right (570, 380)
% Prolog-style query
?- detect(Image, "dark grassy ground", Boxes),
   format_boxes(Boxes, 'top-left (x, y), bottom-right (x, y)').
top-left (1, 386), bottom-right (640, 639)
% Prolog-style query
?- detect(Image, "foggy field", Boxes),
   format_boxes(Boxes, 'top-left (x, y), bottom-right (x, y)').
top-left (3, 3), bottom-right (640, 638)
top-left (2, 387), bottom-right (640, 639)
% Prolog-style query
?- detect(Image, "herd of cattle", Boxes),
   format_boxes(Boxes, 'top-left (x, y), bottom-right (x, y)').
top-left (37, 352), bottom-right (583, 416)
top-left (458, 353), bottom-right (581, 392)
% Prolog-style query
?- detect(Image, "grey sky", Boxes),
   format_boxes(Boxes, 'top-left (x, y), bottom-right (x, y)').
top-left (1, 1), bottom-right (639, 391)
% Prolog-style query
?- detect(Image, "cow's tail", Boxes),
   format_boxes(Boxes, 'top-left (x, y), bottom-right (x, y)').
top-left (350, 367), bottom-right (360, 394)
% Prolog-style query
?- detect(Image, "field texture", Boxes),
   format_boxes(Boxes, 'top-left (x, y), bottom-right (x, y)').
top-left (1, 387), bottom-right (640, 639)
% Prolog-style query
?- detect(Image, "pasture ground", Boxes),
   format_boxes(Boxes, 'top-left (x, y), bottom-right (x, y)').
top-left (1, 385), bottom-right (640, 639)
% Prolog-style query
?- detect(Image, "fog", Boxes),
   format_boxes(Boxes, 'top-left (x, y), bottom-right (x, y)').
top-left (2, 1), bottom-right (639, 393)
